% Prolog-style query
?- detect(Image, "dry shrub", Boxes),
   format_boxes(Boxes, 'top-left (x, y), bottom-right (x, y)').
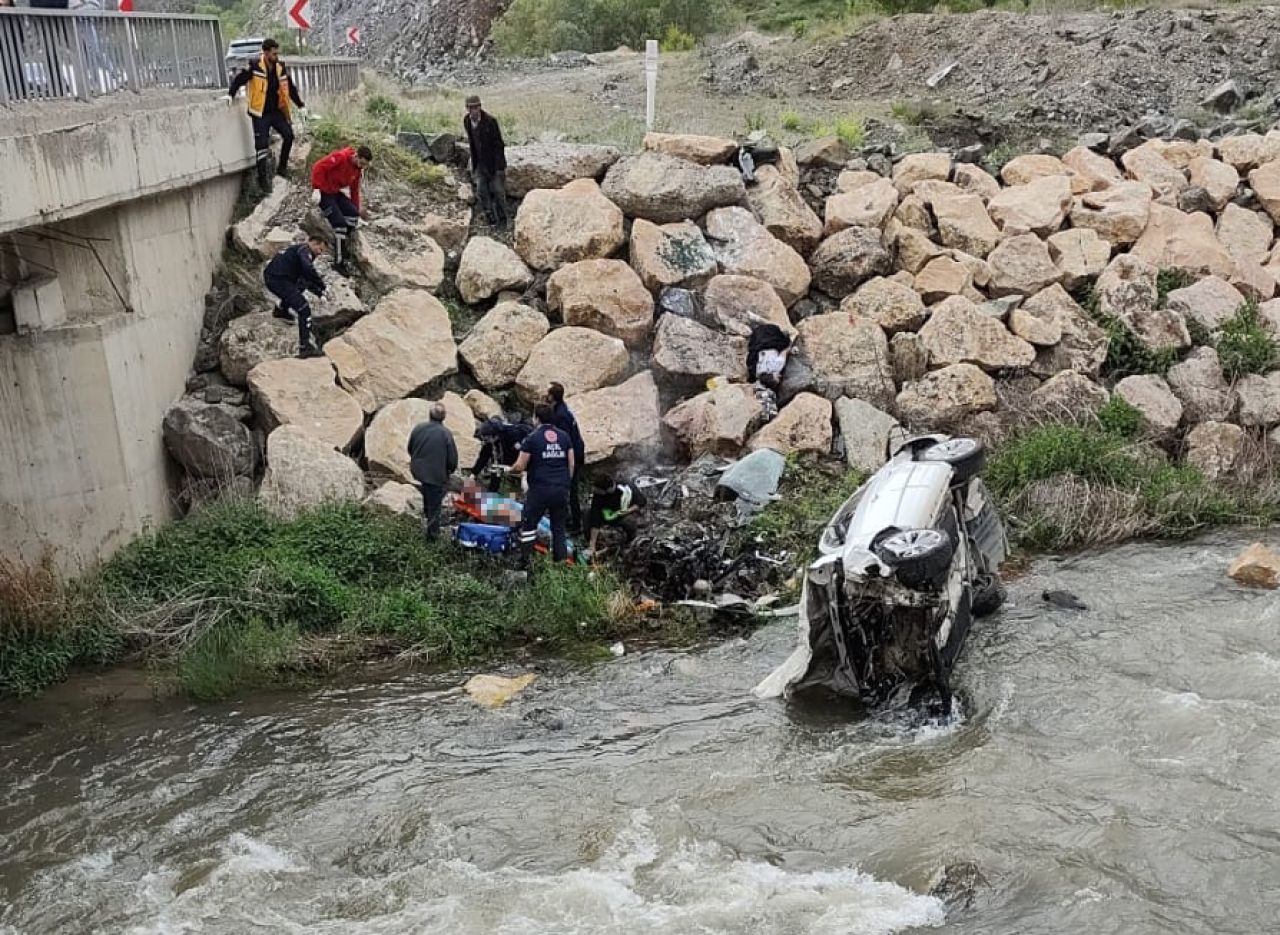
top-left (1002, 475), bottom-right (1157, 550)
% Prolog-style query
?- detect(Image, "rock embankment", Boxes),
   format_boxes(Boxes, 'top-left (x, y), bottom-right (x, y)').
top-left (167, 126), bottom-right (1280, 513)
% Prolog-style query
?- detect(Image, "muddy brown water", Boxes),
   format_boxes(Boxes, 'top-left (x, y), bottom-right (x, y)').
top-left (3, 535), bottom-right (1279, 934)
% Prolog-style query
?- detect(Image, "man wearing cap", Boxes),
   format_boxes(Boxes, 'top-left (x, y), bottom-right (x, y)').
top-left (463, 94), bottom-right (508, 228)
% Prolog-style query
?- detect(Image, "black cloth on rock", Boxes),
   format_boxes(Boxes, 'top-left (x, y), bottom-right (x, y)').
top-left (746, 323), bottom-right (792, 381)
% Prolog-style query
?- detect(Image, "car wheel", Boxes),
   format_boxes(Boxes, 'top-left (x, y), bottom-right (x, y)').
top-left (971, 572), bottom-right (1006, 617)
top-left (916, 436), bottom-right (986, 483)
top-left (875, 527), bottom-right (954, 590)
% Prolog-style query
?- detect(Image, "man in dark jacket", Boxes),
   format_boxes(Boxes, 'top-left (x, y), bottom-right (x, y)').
top-left (472, 416), bottom-right (532, 489)
top-left (463, 94), bottom-right (508, 227)
top-left (546, 381), bottom-right (587, 532)
top-left (229, 38), bottom-right (305, 191)
top-left (263, 235), bottom-right (327, 358)
top-left (508, 404), bottom-right (575, 566)
top-left (586, 474), bottom-right (647, 555)
top-left (407, 403), bottom-right (458, 540)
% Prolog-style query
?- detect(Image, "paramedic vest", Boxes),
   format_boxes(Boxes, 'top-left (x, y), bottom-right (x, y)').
top-left (246, 56), bottom-right (291, 119)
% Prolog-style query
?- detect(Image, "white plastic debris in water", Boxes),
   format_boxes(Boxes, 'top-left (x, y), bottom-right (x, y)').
top-left (609, 642), bottom-right (626, 657)
top-left (464, 673), bottom-right (536, 708)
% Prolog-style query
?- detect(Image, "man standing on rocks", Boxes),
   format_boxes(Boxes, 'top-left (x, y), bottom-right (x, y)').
top-left (508, 405), bottom-right (575, 567)
top-left (408, 403), bottom-right (458, 541)
top-left (263, 235), bottom-right (328, 359)
top-left (463, 94), bottom-right (508, 228)
top-left (311, 144), bottom-right (373, 276)
top-left (229, 38), bottom-right (305, 192)
top-left (546, 382), bottom-right (587, 533)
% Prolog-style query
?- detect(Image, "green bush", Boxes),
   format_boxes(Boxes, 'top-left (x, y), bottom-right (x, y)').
top-left (1096, 396), bottom-right (1143, 438)
top-left (1085, 296), bottom-right (1181, 378)
top-left (1216, 301), bottom-right (1279, 379)
top-left (780, 111), bottom-right (803, 131)
top-left (660, 24), bottom-right (697, 51)
top-left (738, 460), bottom-right (866, 567)
top-left (492, 0), bottom-right (731, 56)
top-left (1156, 268), bottom-right (1195, 307)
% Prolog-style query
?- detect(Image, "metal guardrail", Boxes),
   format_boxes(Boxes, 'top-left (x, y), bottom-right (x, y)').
top-left (0, 9), bottom-right (223, 104)
top-left (286, 57), bottom-right (360, 98)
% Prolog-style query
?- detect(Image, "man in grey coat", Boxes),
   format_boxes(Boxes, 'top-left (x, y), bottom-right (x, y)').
top-left (407, 403), bottom-right (457, 540)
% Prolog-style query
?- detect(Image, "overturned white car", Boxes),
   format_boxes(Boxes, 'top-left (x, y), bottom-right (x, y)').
top-left (755, 434), bottom-right (1008, 708)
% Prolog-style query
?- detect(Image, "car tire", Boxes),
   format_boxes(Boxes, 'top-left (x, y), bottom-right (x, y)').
top-left (874, 527), bottom-right (954, 590)
top-left (915, 436), bottom-right (986, 484)
top-left (971, 572), bottom-right (1006, 617)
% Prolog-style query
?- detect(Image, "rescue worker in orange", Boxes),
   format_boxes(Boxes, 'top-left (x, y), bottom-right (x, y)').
top-left (229, 38), bottom-right (305, 192)
top-left (310, 144), bottom-right (373, 276)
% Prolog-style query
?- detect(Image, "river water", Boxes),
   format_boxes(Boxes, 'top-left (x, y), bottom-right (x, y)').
top-left (3, 535), bottom-right (1279, 934)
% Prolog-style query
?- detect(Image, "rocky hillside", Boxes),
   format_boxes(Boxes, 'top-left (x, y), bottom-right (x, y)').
top-left (166, 122), bottom-right (1280, 527)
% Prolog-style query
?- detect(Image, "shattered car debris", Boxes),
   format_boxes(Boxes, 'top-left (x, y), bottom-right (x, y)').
top-left (754, 434), bottom-right (1008, 708)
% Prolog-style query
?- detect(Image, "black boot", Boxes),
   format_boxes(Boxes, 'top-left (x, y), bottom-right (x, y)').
top-left (255, 150), bottom-right (273, 194)
top-left (272, 303), bottom-right (294, 322)
top-left (298, 341), bottom-right (323, 359)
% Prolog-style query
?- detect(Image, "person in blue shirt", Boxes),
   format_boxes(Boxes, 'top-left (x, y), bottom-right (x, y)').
top-left (507, 403), bottom-right (575, 566)
top-left (263, 235), bottom-right (327, 358)
top-left (546, 381), bottom-right (587, 532)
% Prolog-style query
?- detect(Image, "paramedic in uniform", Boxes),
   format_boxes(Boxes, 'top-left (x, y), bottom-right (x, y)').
top-left (508, 404), bottom-right (575, 566)
top-left (228, 38), bottom-right (304, 192)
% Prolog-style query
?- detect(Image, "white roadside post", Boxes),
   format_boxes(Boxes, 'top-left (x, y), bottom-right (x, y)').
top-left (644, 39), bottom-right (658, 131)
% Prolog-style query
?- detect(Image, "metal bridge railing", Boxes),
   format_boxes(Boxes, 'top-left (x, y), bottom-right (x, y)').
top-left (285, 57), bottom-right (361, 99)
top-left (0, 9), bottom-right (224, 105)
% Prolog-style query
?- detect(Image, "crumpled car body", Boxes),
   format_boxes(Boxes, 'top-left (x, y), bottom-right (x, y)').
top-left (754, 434), bottom-right (1008, 707)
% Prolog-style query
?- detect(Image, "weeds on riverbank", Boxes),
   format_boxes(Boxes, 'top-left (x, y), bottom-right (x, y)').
top-left (0, 502), bottom-right (627, 700)
top-left (737, 459), bottom-right (865, 570)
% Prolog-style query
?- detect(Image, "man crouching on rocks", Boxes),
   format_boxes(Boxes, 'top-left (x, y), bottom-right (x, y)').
top-left (263, 235), bottom-right (328, 358)
top-left (311, 144), bottom-right (373, 276)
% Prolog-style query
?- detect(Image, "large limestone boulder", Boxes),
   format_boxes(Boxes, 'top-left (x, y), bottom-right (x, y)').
top-left (515, 327), bottom-right (629, 403)
top-left (824, 178), bottom-right (900, 234)
top-left (893, 194), bottom-right (933, 232)
top-left (1069, 182), bottom-right (1153, 246)
top-left (1029, 371), bottom-right (1109, 422)
top-left (1249, 160), bottom-right (1280, 225)
top-left (987, 175), bottom-right (1073, 236)
top-left (1235, 373), bottom-right (1280, 427)
top-left (987, 234), bottom-right (1062, 297)
top-left (835, 397), bottom-right (902, 473)
top-left (1219, 134), bottom-right (1280, 173)
top-left (258, 425), bottom-right (364, 519)
top-left (914, 255), bottom-right (974, 303)
top-left (1047, 228), bottom-right (1111, 291)
top-left (795, 313), bottom-right (895, 406)
top-left (1023, 285), bottom-right (1108, 379)
top-left (642, 131), bottom-right (738, 165)
top-left (704, 274), bottom-right (795, 337)
top-left (1114, 374), bottom-right (1183, 440)
top-left (247, 356), bottom-right (364, 452)
top-left (162, 398), bottom-right (258, 480)
top-left (842, 276), bottom-right (928, 334)
top-left (1187, 156), bottom-right (1240, 213)
top-left (1008, 304), bottom-right (1062, 347)
top-left (809, 226), bottom-right (894, 298)
top-left (746, 165), bottom-right (823, 254)
top-left (365, 394), bottom-right (479, 484)
top-left (1096, 254), bottom-right (1189, 353)
top-left (231, 180), bottom-right (293, 255)
top-left (1166, 347), bottom-right (1235, 423)
top-left (365, 481), bottom-right (424, 517)
top-left (504, 142), bottom-right (621, 198)
top-left (918, 296), bottom-right (1036, 370)
top-left (896, 363), bottom-right (997, 426)
top-left (892, 152), bottom-right (952, 195)
top-left (1130, 204), bottom-right (1234, 279)
top-left (463, 389), bottom-right (503, 422)
top-left (1216, 204), bottom-right (1274, 265)
top-left (324, 289), bottom-right (458, 413)
top-left (629, 219), bottom-right (719, 294)
top-left (601, 151), bottom-right (745, 224)
top-left (1061, 146), bottom-right (1124, 192)
top-left (954, 163), bottom-right (1002, 202)
top-left (1164, 276), bottom-right (1246, 333)
top-left (547, 259), bottom-right (654, 347)
top-left (356, 227), bottom-right (446, 292)
top-left (652, 314), bottom-right (748, 388)
top-left (219, 313), bottom-right (299, 387)
top-left (891, 331), bottom-right (929, 384)
top-left (893, 226), bottom-right (944, 275)
top-left (421, 212), bottom-right (471, 253)
top-left (836, 169), bottom-right (883, 193)
top-left (932, 193), bottom-right (1001, 257)
top-left (514, 178), bottom-right (626, 271)
top-left (456, 237), bottom-right (533, 304)
top-left (568, 371), bottom-right (663, 463)
top-left (1186, 421), bottom-right (1245, 481)
top-left (704, 206), bottom-right (811, 306)
top-left (1121, 141), bottom-right (1188, 204)
top-left (662, 383), bottom-right (764, 458)
top-left (1228, 541), bottom-right (1280, 589)
top-left (1000, 153), bottom-right (1068, 186)
top-left (458, 301), bottom-right (549, 389)
top-left (747, 392), bottom-right (833, 456)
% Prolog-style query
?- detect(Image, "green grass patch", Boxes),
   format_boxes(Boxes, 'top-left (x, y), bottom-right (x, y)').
top-left (1155, 268), bottom-right (1196, 308)
top-left (309, 115), bottom-right (448, 191)
top-left (2, 501), bottom-right (629, 701)
top-left (736, 459), bottom-right (866, 569)
top-left (1216, 300), bottom-right (1279, 379)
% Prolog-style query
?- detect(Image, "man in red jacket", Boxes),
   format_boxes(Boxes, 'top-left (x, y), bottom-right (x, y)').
top-left (310, 145), bottom-right (373, 275)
